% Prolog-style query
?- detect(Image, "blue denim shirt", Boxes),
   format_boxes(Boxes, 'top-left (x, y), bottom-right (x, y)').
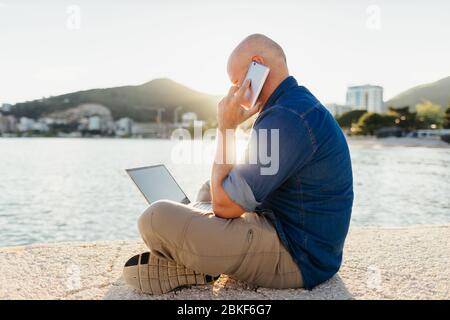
top-left (223, 76), bottom-right (354, 289)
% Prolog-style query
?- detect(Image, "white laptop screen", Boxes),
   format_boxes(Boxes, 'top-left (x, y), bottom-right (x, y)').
top-left (126, 165), bottom-right (190, 204)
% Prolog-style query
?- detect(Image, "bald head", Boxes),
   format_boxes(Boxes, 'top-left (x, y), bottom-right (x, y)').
top-left (228, 34), bottom-right (286, 72)
top-left (227, 34), bottom-right (289, 107)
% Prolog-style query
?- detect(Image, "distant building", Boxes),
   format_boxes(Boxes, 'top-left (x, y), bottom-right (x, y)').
top-left (32, 119), bottom-right (49, 132)
top-left (48, 103), bottom-right (115, 135)
top-left (133, 122), bottom-right (173, 138)
top-left (346, 85), bottom-right (384, 113)
top-left (81, 115), bottom-right (113, 134)
top-left (40, 117), bottom-right (56, 126)
top-left (0, 103), bottom-right (12, 113)
top-left (324, 103), bottom-right (353, 116)
top-left (88, 116), bottom-right (101, 131)
top-left (48, 103), bottom-right (113, 123)
top-left (115, 117), bottom-right (134, 136)
top-left (0, 115), bottom-right (6, 133)
top-left (18, 117), bottom-right (35, 132)
top-left (181, 112), bottom-right (198, 127)
top-left (17, 117), bottom-right (49, 133)
top-left (0, 114), bottom-right (17, 133)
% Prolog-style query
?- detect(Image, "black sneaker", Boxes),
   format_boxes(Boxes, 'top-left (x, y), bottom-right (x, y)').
top-left (122, 252), bottom-right (219, 295)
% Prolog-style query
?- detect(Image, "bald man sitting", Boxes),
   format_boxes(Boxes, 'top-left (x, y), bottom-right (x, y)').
top-left (123, 34), bottom-right (353, 294)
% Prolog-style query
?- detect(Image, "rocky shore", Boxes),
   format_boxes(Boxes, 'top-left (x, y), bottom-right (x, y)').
top-left (0, 225), bottom-right (449, 300)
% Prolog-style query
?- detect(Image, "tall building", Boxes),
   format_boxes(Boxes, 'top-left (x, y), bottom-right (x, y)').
top-left (346, 85), bottom-right (384, 113)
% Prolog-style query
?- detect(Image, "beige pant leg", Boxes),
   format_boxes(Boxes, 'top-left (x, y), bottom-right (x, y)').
top-left (235, 212), bottom-right (304, 289)
top-left (138, 199), bottom-right (303, 289)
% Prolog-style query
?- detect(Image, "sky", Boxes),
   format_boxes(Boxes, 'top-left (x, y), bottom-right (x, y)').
top-left (1, 0), bottom-right (449, 105)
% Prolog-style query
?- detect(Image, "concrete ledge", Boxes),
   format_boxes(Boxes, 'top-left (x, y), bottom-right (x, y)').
top-left (0, 225), bottom-right (449, 300)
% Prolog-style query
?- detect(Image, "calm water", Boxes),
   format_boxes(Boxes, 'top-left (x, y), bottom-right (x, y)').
top-left (0, 138), bottom-right (449, 247)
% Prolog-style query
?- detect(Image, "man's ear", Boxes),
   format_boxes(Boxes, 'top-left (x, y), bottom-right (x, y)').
top-left (251, 55), bottom-right (264, 65)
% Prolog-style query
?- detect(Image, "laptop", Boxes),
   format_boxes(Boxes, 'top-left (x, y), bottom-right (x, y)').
top-left (126, 164), bottom-right (212, 211)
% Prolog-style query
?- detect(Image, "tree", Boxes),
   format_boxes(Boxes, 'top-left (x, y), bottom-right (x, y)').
top-left (388, 106), bottom-right (417, 132)
top-left (355, 112), bottom-right (397, 135)
top-left (444, 104), bottom-right (450, 129)
top-left (336, 110), bottom-right (366, 128)
top-left (415, 101), bottom-right (444, 129)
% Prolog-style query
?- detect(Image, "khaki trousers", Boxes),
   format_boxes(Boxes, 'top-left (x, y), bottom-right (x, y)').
top-left (137, 181), bottom-right (303, 289)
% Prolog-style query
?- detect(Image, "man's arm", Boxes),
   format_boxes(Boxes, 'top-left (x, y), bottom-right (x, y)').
top-left (211, 80), bottom-right (259, 219)
top-left (215, 106), bottom-right (317, 219)
top-left (211, 128), bottom-right (244, 218)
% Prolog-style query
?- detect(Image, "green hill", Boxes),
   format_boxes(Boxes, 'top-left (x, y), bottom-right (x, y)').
top-left (386, 76), bottom-right (450, 110)
top-left (10, 78), bottom-right (221, 122)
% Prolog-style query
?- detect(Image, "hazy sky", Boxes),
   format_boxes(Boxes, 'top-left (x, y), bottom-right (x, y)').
top-left (1, 0), bottom-right (449, 104)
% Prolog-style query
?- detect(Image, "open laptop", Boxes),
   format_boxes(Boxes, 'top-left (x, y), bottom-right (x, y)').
top-left (126, 164), bottom-right (212, 211)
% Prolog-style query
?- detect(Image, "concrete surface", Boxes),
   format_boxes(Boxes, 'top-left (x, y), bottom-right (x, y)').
top-left (0, 225), bottom-right (449, 300)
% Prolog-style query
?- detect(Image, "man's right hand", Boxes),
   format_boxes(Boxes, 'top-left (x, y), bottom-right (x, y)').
top-left (217, 79), bottom-right (260, 131)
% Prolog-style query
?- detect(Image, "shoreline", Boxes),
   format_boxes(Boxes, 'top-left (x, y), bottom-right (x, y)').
top-left (347, 136), bottom-right (450, 148)
top-left (0, 135), bottom-right (449, 147)
top-left (1, 224), bottom-right (449, 300)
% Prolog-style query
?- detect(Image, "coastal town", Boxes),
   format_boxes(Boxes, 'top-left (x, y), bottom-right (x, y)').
top-left (0, 102), bottom-right (204, 139)
top-left (1, 82), bottom-right (449, 142)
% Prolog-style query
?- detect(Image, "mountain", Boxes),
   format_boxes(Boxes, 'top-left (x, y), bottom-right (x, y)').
top-left (386, 76), bottom-right (450, 110)
top-left (9, 79), bottom-right (221, 122)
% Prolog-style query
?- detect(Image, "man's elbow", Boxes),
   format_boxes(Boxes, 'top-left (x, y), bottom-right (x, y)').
top-left (212, 201), bottom-right (244, 219)
top-left (212, 202), bottom-right (232, 218)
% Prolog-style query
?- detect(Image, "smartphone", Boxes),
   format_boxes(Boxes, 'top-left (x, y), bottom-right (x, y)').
top-left (241, 61), bottom-right (270, 109)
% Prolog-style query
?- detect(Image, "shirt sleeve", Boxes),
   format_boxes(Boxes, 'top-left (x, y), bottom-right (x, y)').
top-left (223, 106), bottom-right (316, 211)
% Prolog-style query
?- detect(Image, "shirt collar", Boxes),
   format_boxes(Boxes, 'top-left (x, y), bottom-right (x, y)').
top-left (262, 76), bottom-right (298, 111)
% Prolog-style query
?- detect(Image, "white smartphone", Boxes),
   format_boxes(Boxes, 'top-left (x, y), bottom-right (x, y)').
top-left (242, 61), bottom-right (270, 109)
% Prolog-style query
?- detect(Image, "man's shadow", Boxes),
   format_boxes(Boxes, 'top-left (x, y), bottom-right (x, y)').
top-left (102, 274), bottom-right (353, 300)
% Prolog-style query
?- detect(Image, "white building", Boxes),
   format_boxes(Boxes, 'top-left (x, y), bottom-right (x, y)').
top-left (32, 120), bottom-right (49, 132)
top-left (0, 103), bottom-right (12, 112)
top-left (18, 117), bottom-right (36, 132)
top-left (88, 116), bottom-right (100, 131)
top-left (115, 117), bottom-right (134, 136)
top-left (0, 114), bottom-right (17, 133)
top-left (346, 85), bottom-right (384, 113)
top-left (17, 117), bottom-right (49, 133)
